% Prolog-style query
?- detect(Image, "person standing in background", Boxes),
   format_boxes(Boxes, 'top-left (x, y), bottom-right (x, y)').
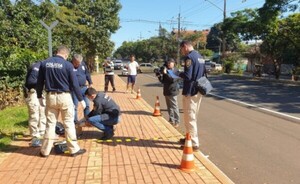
top-left (71, 54), bottom-right (93, 123)
top-left (179, 40), bottom-right (205, 152)
top-left (24, 61), bottom-right (46, 147)
top-left (126, 54), bottom-right (139, 93)
top-left (36, 45), bottom-right (86, 157)
top-left (103, 60), bottom-right (116, 93)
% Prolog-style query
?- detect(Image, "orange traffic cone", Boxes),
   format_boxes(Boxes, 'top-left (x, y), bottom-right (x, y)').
top-left (136, 88), bottom-right (141, 99)
top-left (179, 133), bottom-right (196, 173)
top-left (153, 96), bottom-right (161, 116)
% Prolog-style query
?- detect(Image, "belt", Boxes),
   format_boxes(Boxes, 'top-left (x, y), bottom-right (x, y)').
top-left (47, 91), bottom-right (69, 94)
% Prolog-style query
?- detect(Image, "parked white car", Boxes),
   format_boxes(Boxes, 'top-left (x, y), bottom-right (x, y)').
top-left (212, 63), bottom-right (223, 71)
top-left (138, 63), bottom-right (159, 73)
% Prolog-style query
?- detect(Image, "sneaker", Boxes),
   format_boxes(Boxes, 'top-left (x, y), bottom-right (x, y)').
top-left (31, 137), bottom-right (42, 147)
top-left (173, 123), bottom-right (179, 128)
top-left (193, 146), bottom-right (200, 152)
top-left (71, 149), bottom-right (86, 157)
top-left (101, 130), bottom-right (114, 140)
top-left (179, 138), bottom-right (185, 145)
top-left (39, 152), bottom-right (48, 158)
top-left (179, 145), bottom-right (200, 152)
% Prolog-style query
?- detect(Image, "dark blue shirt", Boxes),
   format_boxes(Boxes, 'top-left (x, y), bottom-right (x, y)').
top-left (88, 93), bottom-right (120, 118)
top-left (179, 50), bottom-right (205, 96)
top-left (73, 61), bottom-right (93, 87)
top-left (36, 55), bottom-right (83, 101)
top-left (25, 62), bottom-right (41, 89)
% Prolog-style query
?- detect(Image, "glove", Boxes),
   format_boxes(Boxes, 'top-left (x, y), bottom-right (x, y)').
top-left (38, 98), bottom-right (46, 107)
top-left (80, 100), bottom-right (86, 109)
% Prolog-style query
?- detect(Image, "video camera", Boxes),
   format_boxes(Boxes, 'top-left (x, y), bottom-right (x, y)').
top-left (155, 65), bottom-right (167, 77)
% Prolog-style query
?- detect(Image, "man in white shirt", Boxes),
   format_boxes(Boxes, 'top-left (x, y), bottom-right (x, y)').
top-left (126, 54), bottom-right (139, 93)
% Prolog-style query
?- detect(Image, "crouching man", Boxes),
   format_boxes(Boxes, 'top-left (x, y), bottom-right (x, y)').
top-left (83, 87), bottom-right (120, 140)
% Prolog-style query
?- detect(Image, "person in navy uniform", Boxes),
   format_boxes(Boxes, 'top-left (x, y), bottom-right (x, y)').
top-left (71, 54), bottom-right (93, 123)
top-left (24, 61), bottom-right (46, 147)
top-left (36, 45), bottom-right (86, 157)
top-left (83, 87), bottom-right (120, 140)
top-left (103, 60), bottom-right (116, 93)
top-left (179, 40), bottom-right (205, 152)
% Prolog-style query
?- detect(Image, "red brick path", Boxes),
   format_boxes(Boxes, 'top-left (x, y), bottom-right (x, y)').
top-left (0, 74), bottom-right (233, 184)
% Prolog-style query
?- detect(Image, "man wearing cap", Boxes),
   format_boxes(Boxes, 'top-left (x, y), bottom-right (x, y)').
top-left (36, 45), bottom-right (86, 157)
top-left (179, 40), bottom-right (205, 152)
top-left (71, 54), bottom-right (93, 124)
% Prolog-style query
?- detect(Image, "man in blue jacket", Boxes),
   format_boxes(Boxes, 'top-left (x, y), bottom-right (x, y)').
top-left (36, 45), bottom-right (86, 157)
top-left (24, 61), bottom-right (46, 147)
top-left (179, 40), bottom-right (205, 152)
top-left (71, 54), bottom-right (93, 123)
top-left (82, 87), bottom-right (120, 140)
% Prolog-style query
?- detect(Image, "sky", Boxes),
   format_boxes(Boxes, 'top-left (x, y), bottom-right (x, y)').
top-left (111, 0), bottom-right (265, 50)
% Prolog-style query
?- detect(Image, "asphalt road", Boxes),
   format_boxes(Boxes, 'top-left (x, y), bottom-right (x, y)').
top-left (116, 71), bottom-right (300, 184)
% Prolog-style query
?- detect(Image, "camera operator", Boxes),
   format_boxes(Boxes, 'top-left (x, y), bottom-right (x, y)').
top-left (157, 58), bottom-right (181, 127)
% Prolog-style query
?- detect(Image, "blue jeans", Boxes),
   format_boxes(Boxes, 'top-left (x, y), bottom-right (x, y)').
top-left (72, 86), bottom-right (90, 122)
top-left (87, 115), bottom-right (120, 132)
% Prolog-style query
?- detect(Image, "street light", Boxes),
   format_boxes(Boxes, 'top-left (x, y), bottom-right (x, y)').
top-left (204, 0), bottom-right (226, 58)
top-left (39, 20), bottom-right (59, 57)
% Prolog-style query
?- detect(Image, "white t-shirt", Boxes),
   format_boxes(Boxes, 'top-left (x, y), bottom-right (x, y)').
top-left (127, 61), bottom-right (139, 75)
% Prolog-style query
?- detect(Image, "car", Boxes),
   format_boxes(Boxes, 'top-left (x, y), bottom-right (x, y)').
top-left (205, 61), bottom-right (212, 73)
top-left (212, 63), bottom-right (222, 71)
top-left (138, 63), bottom-right (159, 73)
top-left (113, 60), bottom-right (123, 70)
top-left (121, 68), bottom-right (128, 76)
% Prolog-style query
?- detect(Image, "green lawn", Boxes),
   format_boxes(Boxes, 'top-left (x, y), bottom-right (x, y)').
top-left (0, 105), bottom-right (29, 151)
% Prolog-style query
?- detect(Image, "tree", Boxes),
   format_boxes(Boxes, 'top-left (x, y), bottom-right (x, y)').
top-left (54, 0), bottom-right (121, 70)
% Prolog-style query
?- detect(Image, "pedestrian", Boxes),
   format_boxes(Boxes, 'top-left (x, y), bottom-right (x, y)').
top-left (178, 40), bottom-right (205, 152)
top-left (125, 54), bottom-right (139, 93)
top-left (36, 45), bottom-right (86, 157)
top-left (24, 61), bottom-right (46, 147)
top-left (82, 87), bottom-right (121, 140)
top-left (157, 58), bottom-right (181, 127)
top-left (103, 59), bottom-right (116, 93)
top-left (71, 54), bottom-right (93, 123)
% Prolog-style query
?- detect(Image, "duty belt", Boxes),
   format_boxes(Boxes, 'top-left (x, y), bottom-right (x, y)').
top-left (47, 91), bottom-right (69, 94)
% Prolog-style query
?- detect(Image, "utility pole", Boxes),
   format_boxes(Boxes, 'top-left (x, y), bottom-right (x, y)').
top-left (204, 0), bottom-right (226, 59)
top-left (177, 12), bottom-right (181, 64)
top-left (222, 0), bottom-right (226, 58)
top-left (39, 20), bottom-right (59, 57)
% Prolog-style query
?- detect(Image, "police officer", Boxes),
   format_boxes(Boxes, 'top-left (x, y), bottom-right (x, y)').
top-left (103, 60), bottom-right (116, 93)
top-left (83, 87), bottom-right (120, 140)
top-left (24, 61), bottom-right (46, 147)
top-left (71, 54), bottom-right (93, 123)
top-left (179, 40), bottom-right (205, 152)
top-left (36, 45), bottom-right (86, 157)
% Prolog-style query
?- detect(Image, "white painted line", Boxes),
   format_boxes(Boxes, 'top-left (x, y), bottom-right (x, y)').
top-left (211, 93), bottom-right (300, 122)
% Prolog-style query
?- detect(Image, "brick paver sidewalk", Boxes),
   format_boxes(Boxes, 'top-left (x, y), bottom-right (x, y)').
top-left (0, 74), bottom-right (233, 184)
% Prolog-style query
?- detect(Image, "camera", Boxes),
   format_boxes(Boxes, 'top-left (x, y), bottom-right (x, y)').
top-left (155, 65), bottom-right (167, 77)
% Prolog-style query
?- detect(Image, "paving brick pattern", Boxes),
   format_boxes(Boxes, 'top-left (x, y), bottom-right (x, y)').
top-left (0, 74), bottom-right (233, 184)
